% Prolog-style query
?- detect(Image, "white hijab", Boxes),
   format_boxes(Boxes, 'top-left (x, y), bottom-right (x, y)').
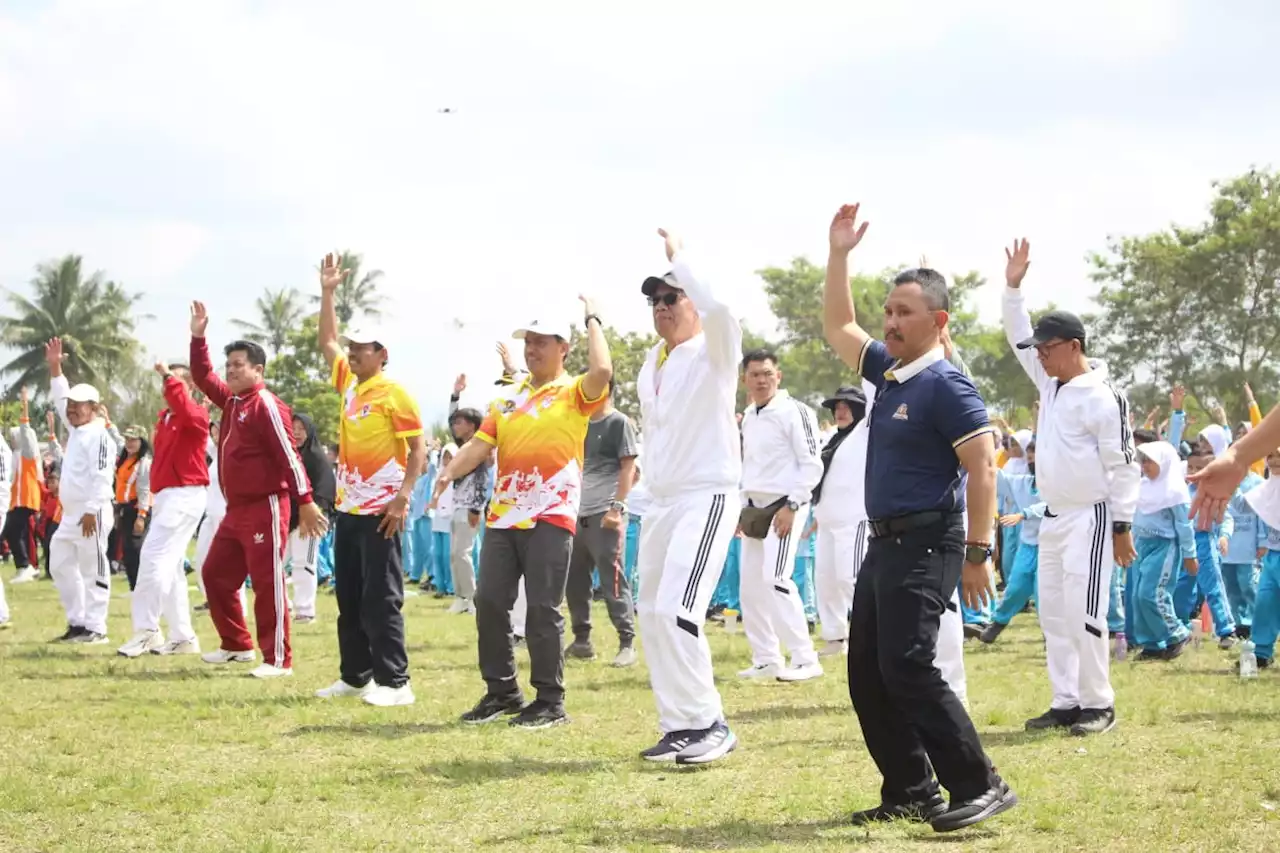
top-left (1199, 424), bottom-right (1230, 458)
top-left (1137, 440), bottom-right (1191, 515)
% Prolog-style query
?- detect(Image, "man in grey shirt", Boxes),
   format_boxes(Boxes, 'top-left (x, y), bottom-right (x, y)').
top-left (566, 379), bottom-right (640, 667)
top-left (447, 374), bottom-right (492, 614)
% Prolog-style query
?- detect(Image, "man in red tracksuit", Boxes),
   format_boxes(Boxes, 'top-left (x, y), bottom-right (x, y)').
top-left (189, 301), bottom-right (328, 678)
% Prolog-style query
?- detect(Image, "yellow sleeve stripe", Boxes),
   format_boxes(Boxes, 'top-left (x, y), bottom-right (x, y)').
top-left (474, 431), bottom-right (497, 446)
top-left (953, 426), bottom-right (997, 449)
top-left (394, 428), bottom-right (425, 439)
top-left (856, 339), bottom-right (869, 375)
top-left (579, 378), bottom-right (608, 406)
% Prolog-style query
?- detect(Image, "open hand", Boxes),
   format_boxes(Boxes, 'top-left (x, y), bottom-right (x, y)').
top-left (190, 302), bottom-right (210, 337)
top-left (45, 338), bottom-right (65, 377)
top-left (1188, 449), bottom-right (1249, 527)
top-left (999, 513), bottom-right (1024, 528)
top-left (154, 360), bottom-right (170, 378)
top-left (1170, 384), bottom-right (1186, 411)
top-left (772, 506), bottom-right (796, 538)
top-left (297, 502), bottom-right (329, 539)
top-left (80, 513), bottom-right (98, 538)
top-left (377, 494), bottom-right (409, 539)
top-left (320, 251), bottom-right (348, 292)
top-left (828, 204), bottom-right (869, 254)
top-left (658, 227), bottom-right (682, 262)
top-left (1004, 238), bottom-right (1031, 288)
top-left (961, 559), bottom-right (994, 610)
top-left (1113, 530), bottom-right (1136, 568)
top-left (453, 374), bottom-right (467, 396)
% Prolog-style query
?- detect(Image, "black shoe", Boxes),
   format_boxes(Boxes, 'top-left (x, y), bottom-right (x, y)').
top-left (565, 639), bottom-right (596, 660)
top-left (1024, 707), bottom-right (1080, 731)
top-left (1236, 625), bottom-right (1252, 640)
top-left (640, 730), bottom-right (698, 762)
top-left (509, 699), bottom-right (568, 730)
top-left (1069, 707), bottom-right (1116, 737)
top-left (1136, 647), bottom-right (1163, 661)
top-left (979, 622), bottom-right (1006, 644)
top-left (460, 694), bottom-right (525, 725)
top-left (1161, 637), bottom-right (1190, 660)
top-left (51, 625), bottom-right (86, 644)
top-left (963, 623), bottom-right (987, 641)
top-left (930, 780), bottom-right (1018, 833)
top-left (851, 795), bottom-right (947, 826)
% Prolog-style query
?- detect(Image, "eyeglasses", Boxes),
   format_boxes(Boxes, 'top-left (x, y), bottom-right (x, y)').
top-left (647, 292), bottom-right (680, 307)
top-left (1033, 339), bottom-right (1072, 359)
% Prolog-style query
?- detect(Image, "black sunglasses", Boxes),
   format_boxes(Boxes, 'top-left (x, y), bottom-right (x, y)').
top-left (647, 292), bottom-right (680, 307)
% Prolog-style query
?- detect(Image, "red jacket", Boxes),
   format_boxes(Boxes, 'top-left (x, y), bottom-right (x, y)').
top-left (191, 337), bottom-right (313, 510)
top-left (151, 376), bottom-right (212, 494)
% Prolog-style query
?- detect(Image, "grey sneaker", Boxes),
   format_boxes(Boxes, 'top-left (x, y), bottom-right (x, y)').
top-left (612, 645), bottom-right (639, 668)
top-left (675, 721), bottom-right (737, 766)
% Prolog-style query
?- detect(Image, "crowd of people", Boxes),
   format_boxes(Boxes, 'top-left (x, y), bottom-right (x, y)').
top-left (2, 211), bottom-right (1279, 836)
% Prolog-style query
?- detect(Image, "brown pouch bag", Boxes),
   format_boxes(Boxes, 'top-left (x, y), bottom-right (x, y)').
top-left (738, 497), bottom-right (788, 540)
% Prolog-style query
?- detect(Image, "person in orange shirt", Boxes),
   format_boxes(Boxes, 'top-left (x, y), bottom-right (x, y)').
top-left (112, 426), bottom-right (152, 591)
top-left (5, 387), bottom-right (43, 585)
top-left (37, 471), bottom-right (63, 582)
top-left (435, 296), bottom-right (612, 730)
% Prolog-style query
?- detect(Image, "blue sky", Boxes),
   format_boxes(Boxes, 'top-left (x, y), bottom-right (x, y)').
top-left (2, 1), bottom-right (1277, 423)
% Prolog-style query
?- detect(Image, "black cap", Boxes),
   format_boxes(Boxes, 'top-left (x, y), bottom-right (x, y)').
top-left (822, 385), bottom-right (867, 412)
top-left (1015, 310), bottom-right (1087, 350)
top-left (641, 271), bottom-right (680, 297)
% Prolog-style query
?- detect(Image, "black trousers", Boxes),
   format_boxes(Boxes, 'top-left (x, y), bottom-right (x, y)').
top-left (114, 503), bottom-right (148, 590)
top-left (42, 521), bottom-right (59, 578)
top-left (333, 513), bottom-right (409, 689)
top-left (475, 524), bottom-right (574, 705)
top-left (566, 512), bottom-right (636, 645)
top-left (3, 507), bottom-right (37, 570)
top-left (848, 518), bottom-right (997, 804)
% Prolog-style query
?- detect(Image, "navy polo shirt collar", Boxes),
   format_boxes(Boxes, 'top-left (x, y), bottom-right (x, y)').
top-left (883, 347), bottom-right (944, 384)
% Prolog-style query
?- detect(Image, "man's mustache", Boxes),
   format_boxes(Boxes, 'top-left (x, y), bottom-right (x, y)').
top-left (885, 331), bottom-right (904, 341)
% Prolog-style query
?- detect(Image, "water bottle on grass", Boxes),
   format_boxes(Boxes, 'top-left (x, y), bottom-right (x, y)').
top-left (1240, 640), bottom-right (1259, 679)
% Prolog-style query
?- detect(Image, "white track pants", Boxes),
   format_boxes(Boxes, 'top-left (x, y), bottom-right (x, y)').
top-left (1037, 503), bottom-right (1115, 711)
top-left (815, 519), bottom-right (867, 643)
top-left (288, 529), bottom-right (319, 618)
top-left (0, 509), bottom-right (8, 622)
top-left (938, 590), bottom-right (968, 708)
top-left (50, 506), bottom-right (114, 635)
top-left (740, 503), bottom-right (818, 668)
top-left (195, 510), bottom-right (246, 610)
top-left (638, 491), bottom-right (740, 733)
top-left (131, 486), bottom-right (205, 643)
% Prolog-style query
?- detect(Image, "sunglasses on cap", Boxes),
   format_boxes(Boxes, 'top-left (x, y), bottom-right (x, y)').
top-left (647, 292), bottom-right (680, 307)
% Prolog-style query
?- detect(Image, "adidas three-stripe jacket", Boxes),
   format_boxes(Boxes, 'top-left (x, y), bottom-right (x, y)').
top-left (740, 389), bottom-right (824, 506)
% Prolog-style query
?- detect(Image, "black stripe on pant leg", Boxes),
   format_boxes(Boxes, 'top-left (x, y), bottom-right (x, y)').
top-left (1085, 624), bottom-right (1102, 638)
top-left (1087, 503), bottom-right (1105, 620)
top-left (773, 531), bottom-right (792, 580)
top-left (96, 510), bottom-right (107, 581)
top-left (681, 495), bottom-right (725, 612)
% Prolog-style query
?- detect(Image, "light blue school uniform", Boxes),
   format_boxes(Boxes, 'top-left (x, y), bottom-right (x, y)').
top-left (992, 469), bottom-right (1046, 626)
top-left (1222, 472), bottom-right (1265, 631)
top-left (793, 530), bottom-right (817, 623)
top-left (713, 536), bottom-right (742, 612)
top-left (1131, 502), bottom-right (1196, 651)
top-left (405, 461), bottom-right (436, 583)
top-left (1173, 484), bottom-right (1236, 638)
top-left (1253, 521), bottom-right (1280, 661)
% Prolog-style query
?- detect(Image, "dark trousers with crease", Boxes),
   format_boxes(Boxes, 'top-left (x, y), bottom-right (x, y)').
top-left (566, 512), bottom-right (636, 646)
top-left (333, 513), bottom-right (409, 689)
top-left (848, 517), bottom-right (998, 804)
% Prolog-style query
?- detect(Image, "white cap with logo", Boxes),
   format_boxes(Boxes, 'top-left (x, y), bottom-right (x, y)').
top-left (512, 318), bottom-right (572, 342)
top-left (339, 326), bottom-right (390, 348)
top-left (65, 384), bottom-right (101, 404)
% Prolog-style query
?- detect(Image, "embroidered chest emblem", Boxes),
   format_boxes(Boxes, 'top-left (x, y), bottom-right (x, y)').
top-left (359, 404), bottom-right (371, 419)
top-left (892, 403), bottom-right (909, 421)
top-left (238, 410), bottom-right (248, 423)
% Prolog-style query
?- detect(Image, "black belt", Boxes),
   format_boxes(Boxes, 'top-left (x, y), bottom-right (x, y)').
top-left (867, 511), bottom-right (961, 539)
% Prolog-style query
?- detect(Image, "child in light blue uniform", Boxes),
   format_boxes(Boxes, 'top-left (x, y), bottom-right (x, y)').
top-left (428, 444), bottom-right (457, 597)
top-left (1176, 451), bottom-right (1237, 645)
top-left (958, 469), bottom-right (994, 632)
top-left (1255, 515), bottom-right (1280, 670)
top-left (980, 444), bottom-right (1045, 643)
top-left (1130, 441), bottom-right (1198, 659)
top-left (405, 452), bottom-right (436, 584)
top-left (1221, 468), bottom-right (1265, 638)
top-left (999, 429), bottom-right (1034, 588)
top-left (793, 528), bottom-right (818, 625)
top-left (713, 535), bottom-right (742, 613)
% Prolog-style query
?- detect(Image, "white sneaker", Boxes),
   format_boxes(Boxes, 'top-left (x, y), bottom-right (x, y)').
top-left (737, 663), bottom-right (783, 680)
top-left (315, 679), bottom-right (375, 699)
top-left (776, 662), bottom-right (824, 682)
top-left (818, 640), bottom-right (848, 658)
top-left (363, 683), bottom-right (415, 707)
top-left (202, 648), bottom-right (256, 665)
top-left (250, 663), bottom-right (293, 679)
top-left (152, 637), bottom-right (201, 656)
top-left (447, 598), bottom-right (474, 614)
top-left (117, 629), bottom-right (165, 658)
top-left (11, 567), bottom-right (38, 584)
top-left (612, 646), bottom-right (639, 668)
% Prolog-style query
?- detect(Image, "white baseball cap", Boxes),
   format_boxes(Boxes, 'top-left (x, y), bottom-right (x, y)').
top-left (512, 318), bottom-right (572, 342)
top-left (339, 326), bottom-right (390, 348)
top-left (66, 383), bottom-right (101, 404)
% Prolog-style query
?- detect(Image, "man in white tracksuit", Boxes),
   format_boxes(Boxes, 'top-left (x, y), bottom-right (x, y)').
top-left (634, 229), bottom-right (742, 766)
top-left (737, 349), bottom-right (825, 682)
top-left (46, 338), bottom-right (116, 644)
top-left (1002, 239), bottom-right (1139, 737)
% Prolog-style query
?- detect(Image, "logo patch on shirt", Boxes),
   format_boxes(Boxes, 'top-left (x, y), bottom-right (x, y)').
top-left (360, 404), bottom-right (371, 419)
top-left (238, 410), bottom-right (248, 423)
top-left (893, 403), bottom-right (909, 421)
top-left (501, 400), bottom-right (516, 414)
top-left (253, 532), bottom-right (265, 544)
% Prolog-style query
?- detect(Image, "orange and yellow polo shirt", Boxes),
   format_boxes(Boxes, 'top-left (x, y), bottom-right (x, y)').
top-left (477, 372), bottom-right (606, 533)
top-left (331, 357), bottom-right (424, 515)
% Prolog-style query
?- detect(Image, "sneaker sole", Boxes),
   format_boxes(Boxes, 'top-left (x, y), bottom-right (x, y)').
top-left (776, 671), bottom-right (824, 683)
top-left (675, 732), bottom-right (738, 765)
top-left (510, 716), bottom-right (569, 731)
top-left (461, 707), bottom-right (524, 726)
top-left (1070, 718), bottom-right (1118, 737)
top-left (250, 670), bottom-right (293, 679)
top-left (641, 751), bottom-right (681, 763)
top-left (931, 790), bottom-right (1018, 833)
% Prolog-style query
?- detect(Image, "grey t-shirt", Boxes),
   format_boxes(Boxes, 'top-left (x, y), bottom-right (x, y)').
top-left (580, 410), bottom-right (640, 517)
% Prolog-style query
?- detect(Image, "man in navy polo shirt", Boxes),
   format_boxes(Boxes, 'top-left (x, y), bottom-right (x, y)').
top-left (821, 203), bottom-right (1017, 833)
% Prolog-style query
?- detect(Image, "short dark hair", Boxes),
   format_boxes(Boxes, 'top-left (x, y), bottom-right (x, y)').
top-left (1026, 440), bottom-right (1036, 452)
top-left (450, 407), bottom-right (483, 430)
top-left (224, 340), bottom-right (268, 368)
top-left (607, 376), bottom-right (617, 397)
top-left (1133, 428), bottom-right (1159, 446)
top-left (741, 348), bottom-right (778, 371)
top-left (891, 268), bottom-right (950, 312)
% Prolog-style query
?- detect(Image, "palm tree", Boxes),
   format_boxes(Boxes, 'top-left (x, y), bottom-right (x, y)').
top-left (312, 251), bottom-right (385, 325)
top-left (0, 255), bottom-right (143, 398)
top-left (232, 287), bottom-right (308, 355)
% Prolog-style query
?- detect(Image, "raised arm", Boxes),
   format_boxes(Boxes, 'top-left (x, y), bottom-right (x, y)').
top-left (822, 204), bottom-right (873, 374)
top-left (449, 374), bottom-right (465, 419)
top-left (157, 361), bottom-right (210, 431)
top-left (189, 302), bottom-right (230, 410)
top-left (1001, 239), bottom-right (1049, 387)
top-left (318, 253), bottom-right (345, 368)
top-left (1168, 385), bottom-right (1187, 448)
top-left (577, 295), bottom-right (613, 402)
top-left (44, 339), bottom-right (72, 431)
top-left (661, 229), bottom-right (741, 374)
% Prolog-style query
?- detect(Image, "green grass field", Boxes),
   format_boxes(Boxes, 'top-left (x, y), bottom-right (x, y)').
top-left (2, 577), bottom-right (1280, 852)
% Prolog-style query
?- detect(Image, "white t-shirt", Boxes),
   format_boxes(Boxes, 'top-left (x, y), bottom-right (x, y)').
top-left (432, 483), bottom-right (455, 533)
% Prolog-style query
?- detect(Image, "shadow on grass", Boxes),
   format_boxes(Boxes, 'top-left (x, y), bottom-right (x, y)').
top-left (405, 642), bottom-right (472, 654)
top-left (412, 757), bottom-right (610, 786)
top-left (1174, 709), bottom-right (1280, 724)
top-left (13, 667), bottom-right (217, 681)
top-left (287, 722), bottom-right (455, 739)
top-left (975, 729), bottom-right (1052, 748)
top-left (733, 703), bottom-right (848, 723)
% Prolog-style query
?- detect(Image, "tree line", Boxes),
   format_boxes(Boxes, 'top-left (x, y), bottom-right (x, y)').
top-left (3, 169), bottom-right (1277, 442)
